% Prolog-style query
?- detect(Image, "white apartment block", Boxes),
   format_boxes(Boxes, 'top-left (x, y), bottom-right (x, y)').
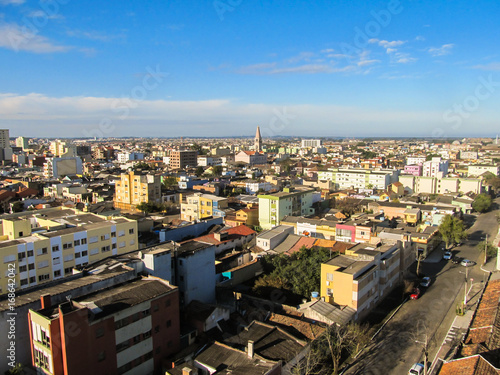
top-left (398, 175), bottom-right (482, 195)
top-left (301, 139), bottom-right (322, 148)
top-left (422, 157), bottom-right (449, 177)
top-left (317, 168), bottom-right (396, 190)
top-left (467, 165), bottom-right (499, 177)
top-left (406, 156), bottom-right (426, 166)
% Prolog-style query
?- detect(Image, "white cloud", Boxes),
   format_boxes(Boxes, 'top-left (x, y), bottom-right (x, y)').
top-left (0, 0), bottom-right (25, 5)
top-left (472, 62), bottom-right (500, 71)
top-left (415, 36), bottom-right (425, 41)
top-left (378, 40), bottom-right (406, 48)
top-left (27, 10), bottom-right (64, 20)
top-left (1, 92), bottom-right (457, 138)
top-left (428, 44), bottom-right (454, 56)
top-left (66, 29), bottom-right (125, 42)
top-left (0, 23), bottom-right (70, 53)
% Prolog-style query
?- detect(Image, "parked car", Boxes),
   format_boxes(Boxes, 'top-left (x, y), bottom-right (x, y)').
top-left (452, 256), bottom-right (464, 264)
top-left (443, 251), bottom-right (452, 260)
top-left (420, 277), bottom-right (431, 288)
top-left (410, 288), bottom-right (421, 300)
top-left (409, 363), bottom-right (424, 375)
top-left (461, 259), bottom-right (475, 267)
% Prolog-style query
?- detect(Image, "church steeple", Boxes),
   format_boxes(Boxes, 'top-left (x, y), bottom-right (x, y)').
top-left (254, 126), bottom-right (262, 152)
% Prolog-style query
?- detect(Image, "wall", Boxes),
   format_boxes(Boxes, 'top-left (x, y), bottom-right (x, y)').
top-left (159, 217), bottom-right (223, 242)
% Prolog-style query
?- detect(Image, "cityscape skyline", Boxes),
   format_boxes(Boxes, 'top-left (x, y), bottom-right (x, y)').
top-left (1, 1), bottom-right (499, 138)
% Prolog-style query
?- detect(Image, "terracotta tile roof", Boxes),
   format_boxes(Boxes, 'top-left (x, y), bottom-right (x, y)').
top-left (286, 237), bottom-right (317, 255)
top-left (439, 355), bottom-right (500, 375)
top-left (268, 313), bottom-right (326, 341)
top-left (467, 327), bottom-right (494, 345)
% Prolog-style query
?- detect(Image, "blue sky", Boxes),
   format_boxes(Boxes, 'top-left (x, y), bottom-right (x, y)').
top-left (1, 0), bottom-right (499, 138)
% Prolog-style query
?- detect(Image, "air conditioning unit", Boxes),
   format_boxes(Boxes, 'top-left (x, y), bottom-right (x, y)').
top-left (326, 281), bottom-right (330, 286)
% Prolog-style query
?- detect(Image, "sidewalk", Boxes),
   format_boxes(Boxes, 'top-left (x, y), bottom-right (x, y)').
top-left (429, 265), bottom-right (499, 375)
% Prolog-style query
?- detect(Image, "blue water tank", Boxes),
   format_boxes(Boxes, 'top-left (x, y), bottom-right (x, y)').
top-left (311, 291), bottom-right (319, 298)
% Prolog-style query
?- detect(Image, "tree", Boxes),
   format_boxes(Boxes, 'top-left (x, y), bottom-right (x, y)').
top-left (472, 193), bottom-right (492, 213)
top-left (439, 215), bottom-right (467, 249)
top-left (135, 202), bottom-right (155, 215)
top-left (162, 176), bottom-right (178, 189)
top-left (477, 240), bottom-right (497, 264)
top-left (11, 201), bottom-right (24, 213)
top-left (5, 363), bottom-right (25, 375)
top-left (212, 165), bottom-right (223, 177)
top-left (195, 166), bottom-right (205, 177)
top-left (335, 198), bottom-right (361, 217)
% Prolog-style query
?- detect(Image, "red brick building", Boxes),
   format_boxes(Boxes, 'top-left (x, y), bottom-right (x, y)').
top-left (29, 277), bottom-right (180, 375)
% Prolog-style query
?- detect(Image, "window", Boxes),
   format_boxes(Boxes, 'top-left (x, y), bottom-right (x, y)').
top-left (116, 340), bottom-right (130, 353)
top-left (97, 351), bottom-right (106, 362)
top-left (74, 239), bottom-right (81, 247)
top-left (64, 254), bottom-right (74, 262)
top-left (96, 327), bottom-right (104, 338)
top-left (154, 325), bottom-right (160, 333)
top-left (19, 265), bottom-right (27, 272)
top-left (133, 334), bottom-right (141, 344)
top-left (28, 263), bottom-right (35, 270)
top-left (112, 243), bottom-right (117, 249)
top-left (82, 251), bottom-right (88, 256)
top-left (64, 267), bottom-right (73, 275)
top-left (143, 330), bottom-right (152, 339)
top-left (29, 276), bottom-right (36, 283)
top-left (90, 248), bottom-right (99, 255)
top-left (54, 270), bottom-right (61, 277)
top-left (53, 257), bottom-right (60, 265)
top-left (142, 309), bottom-right (150, 317)
top-left (101, 246), bottom-right (110, 253)
top-left (62, 243), bottom-right (73, 250)
top-left (52, 245), bottom-right (59, 252)
top-left (118, 230), bottom-right (125, 237)
top-left (38, 260), bottom-right (49, 269)
top-left (81, 238), bottom-right (87, 245)
top-left (326, 273), bottom-right (333, 281)
top-left (18, 252), bottom-right (26, 261)
top-left (20, 279), bottom-right (28, 286)
top-left (27, 250), bottom-right (34, 257)
top-left (166, 320), bottom-right (172, 328)
top-left (111, 232), bottom-right (116, 238)
top-left (129, 228), bottom-right (134, 234)
top-left (38, 274), bottom-right (50, 282)
top-left (75, 252), bottom-right (81, 259)
top-left (89, 236), bottom-right (98, 243)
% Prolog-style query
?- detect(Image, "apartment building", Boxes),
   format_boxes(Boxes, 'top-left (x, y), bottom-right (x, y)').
top-left (301, 139), bottom-right (322, 148)
top-left (399, 175), bottom-right (482, 195)
top-left (49, 140), bottom-right (76, 157)
top-left (114, 171), bottom-right (161, 211)
top-left (467, 164), bottom-right (499, 177)
top-left (15, 136), bottom-right (29, 150)
top-left (403, 164), bottom-right (422, 176)
top-left (0, 208), bottom-right (138, 294)
top-left (317, 168), bottom-right (397, 190)
top-left (180, 193), bottom-right (228, 221)
top-left (234, 150), bottom-right (267, 165)
top-left (422, 157), bottom-right (449, 177)
top-left (406, 156), bottom-right (426, 166)
top-left (320, 243), bottom-right (401, 320)
top-left (0, 129), bottom-right (12, 161)
top-left (116, 152), bottom-right (145, 163)
top-left (169, 150), bottom-right (198, 169)
top-left (258, 187), bottom-right (316, 230)
top-left (43, 157), bottom-right (83, 179)
top-left (28, 277), bottom-right (180, 375)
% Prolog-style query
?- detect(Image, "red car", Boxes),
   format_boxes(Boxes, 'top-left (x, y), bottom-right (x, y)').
top-left (410, 288), bottom-right (421, 300)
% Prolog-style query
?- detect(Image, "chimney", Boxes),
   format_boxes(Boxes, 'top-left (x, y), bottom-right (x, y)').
top-left (182, 368), bottom-right (192, 375)
top-left (40, 294), bottom-right (51, 309)
top-left (247, 340), bottom-right (254, 358)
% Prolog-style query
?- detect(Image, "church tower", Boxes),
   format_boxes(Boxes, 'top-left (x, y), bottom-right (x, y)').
top-left (254, 126), bottom-right (262, 152)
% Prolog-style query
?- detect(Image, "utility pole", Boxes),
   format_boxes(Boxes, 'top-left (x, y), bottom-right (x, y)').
top-left (484, 234), bottom-right (488, 265)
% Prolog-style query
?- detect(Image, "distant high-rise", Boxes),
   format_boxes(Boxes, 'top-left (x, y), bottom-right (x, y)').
top-left (0, 129), bottom-right (12, 161)
top-left (301, 139), bottom-right (322, 148)
top-left (15, 136), bottom-right (29, 150)
top-left (254, 126), bottom-right (262, 152)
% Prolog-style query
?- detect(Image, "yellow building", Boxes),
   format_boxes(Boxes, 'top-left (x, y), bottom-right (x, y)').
top-left (114, 171), bottom-right (161, 211)
top-left (0, 208), bottom-right (138, 295)
top-left (180, 193), bottom-right (228, 221)
top-left (320, 244), bottom-right (401, 319)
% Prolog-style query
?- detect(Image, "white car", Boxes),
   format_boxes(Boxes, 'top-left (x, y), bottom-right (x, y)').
top-left (461, 259), bottom-right (475, 267)
top-left (409, 363), bottom-right (424, 375)
top-left (420, 277), bottom-right (431, 288)
top-left (443, 251), bottom-right (452, 260)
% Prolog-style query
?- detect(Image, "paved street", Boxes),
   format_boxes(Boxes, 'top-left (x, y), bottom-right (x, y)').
top-left (343, 199), bottom-right (499, 375)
